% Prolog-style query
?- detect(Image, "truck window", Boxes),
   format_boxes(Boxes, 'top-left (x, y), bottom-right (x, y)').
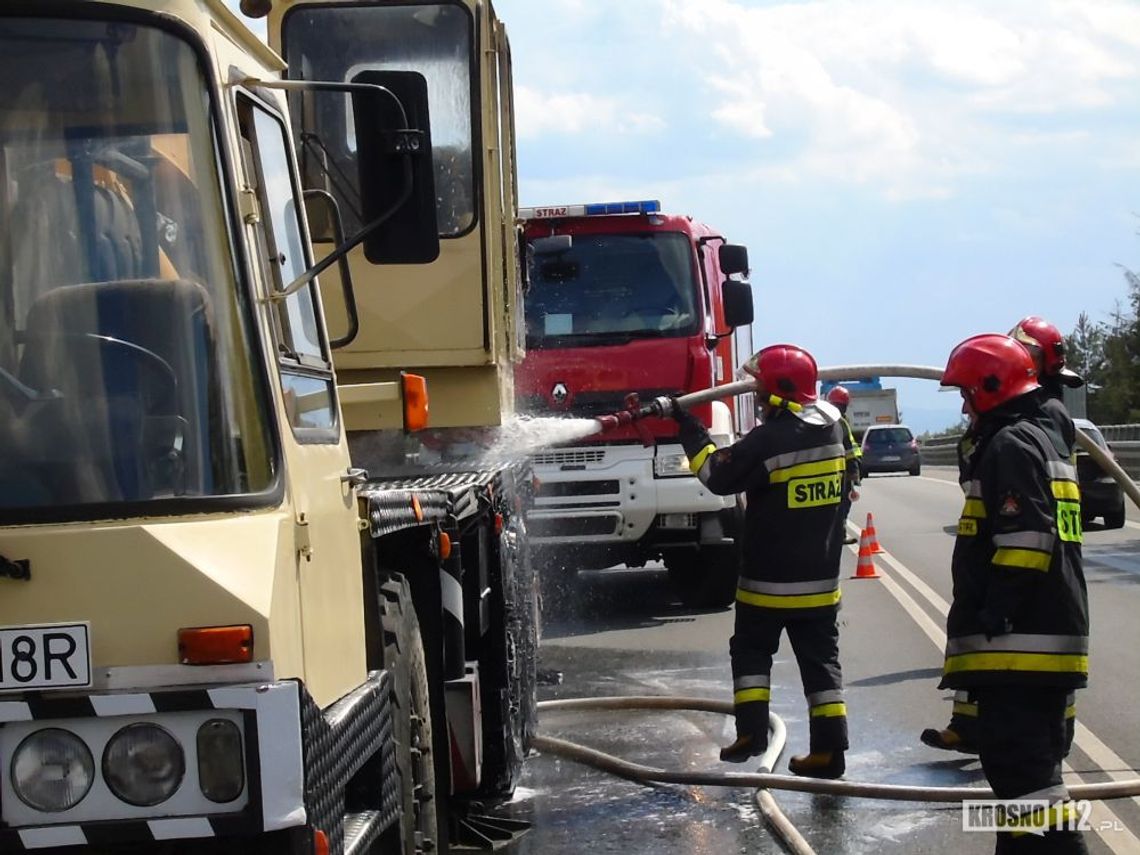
top-left (283, 3), bottom-right (475, 238)
top-left (525, 233), bottom-right (699, 345)
top-left (0, 17), bottom-right (275, 514)
top-left (238, 97), bottom-right (337, 437)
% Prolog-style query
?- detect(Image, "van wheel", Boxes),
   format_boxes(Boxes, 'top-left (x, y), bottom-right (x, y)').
top-left (376, 578), bottom-right (441, 855)
top-left (908, 463), bottom-right (921, 476)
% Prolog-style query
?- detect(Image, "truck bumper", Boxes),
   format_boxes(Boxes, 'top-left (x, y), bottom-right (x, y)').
top-left (528, 443), bottom-right (733, 547)
top-left (0, 670), bottom-right (396, 854)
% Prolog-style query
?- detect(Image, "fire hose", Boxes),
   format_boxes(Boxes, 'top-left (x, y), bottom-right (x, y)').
top-left (571, 364), bottom-right (1140, 850)
top-left (534, 696), bottom-right (1140, 855)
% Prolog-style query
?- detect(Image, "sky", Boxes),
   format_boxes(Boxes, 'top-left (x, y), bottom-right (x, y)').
top-left (231, 0), bottom-right (1140, 433)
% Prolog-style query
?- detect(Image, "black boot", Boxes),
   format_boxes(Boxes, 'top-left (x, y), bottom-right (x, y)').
top-left (788, 751), bottom-right (845, 779)
top-left (920, 726), bottom-right (978, 754)
top-left (719, 733), bottom-right (767, 763)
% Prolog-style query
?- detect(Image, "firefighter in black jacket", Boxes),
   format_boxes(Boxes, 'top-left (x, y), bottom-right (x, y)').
top-left (924, 318), bottom-right (1083, 757)
top-left (826, 385), bottom-right (862, 545)
top-left (666, 344), bottom-right (849, 778)
top-left (939, 333), bottom-right (1089, 853)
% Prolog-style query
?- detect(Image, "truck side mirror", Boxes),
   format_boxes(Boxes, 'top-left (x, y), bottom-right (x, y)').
top-left (722, 279), bottom-right (754, 328)
top-left (351, 70), bottom-right (440, 264)
top-left (531, 235), bottom-right (572, 255)
top-left (719, 244), bottom-right (749, 276)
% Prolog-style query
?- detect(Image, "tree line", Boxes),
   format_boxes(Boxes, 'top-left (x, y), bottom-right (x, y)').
top-left (1066, 262), bottom-right (1140, 425)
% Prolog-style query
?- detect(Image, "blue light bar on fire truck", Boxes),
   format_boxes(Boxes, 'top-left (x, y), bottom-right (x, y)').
top-left (519, 200), bottom-right (661, 220)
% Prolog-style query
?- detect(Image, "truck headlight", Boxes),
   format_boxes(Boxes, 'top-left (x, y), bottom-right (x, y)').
top-left (197, 719), bottom-right (244, 803)
top-left (11, 728), bottom-right (95, 812)
top-left (103, 723), bottom-right (185, 806)
top-left (654, 452), bottom-right (691, 478)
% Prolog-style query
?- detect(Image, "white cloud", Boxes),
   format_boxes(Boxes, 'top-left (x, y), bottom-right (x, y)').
top-left (514, 85), bottom-right (665, 139)
top-left (659, 0), bottom-right (1140, 198)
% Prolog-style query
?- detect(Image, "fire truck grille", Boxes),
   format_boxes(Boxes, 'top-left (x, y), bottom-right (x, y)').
top-left (536, 480), bottom-right (620, 498)
top-left (532, 449), bottom-right (606, 466)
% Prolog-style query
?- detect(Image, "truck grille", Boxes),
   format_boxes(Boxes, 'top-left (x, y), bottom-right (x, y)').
top-left (529, 515), bottom-right (620, 537)
top-left (536, 480), bottom-right (620, 498)
top-left (533, 449), bottom-right (605, 466)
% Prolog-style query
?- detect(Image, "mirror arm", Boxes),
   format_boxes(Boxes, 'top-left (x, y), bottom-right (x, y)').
top-left (304, 189), bottom-right (360, 349)
top-left (241, 78), bottom-right (409, 126)
top-left (271, 159), bottom-right (413, 302)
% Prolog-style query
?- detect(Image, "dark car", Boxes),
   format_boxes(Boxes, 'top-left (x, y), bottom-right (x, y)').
top-left (1074, 418), bottom-right (1125, 529)
top-left (860, 424), bottom-right (920, 476)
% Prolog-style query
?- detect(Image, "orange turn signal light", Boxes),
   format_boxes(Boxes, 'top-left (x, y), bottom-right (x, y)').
top-left (438, 531), bottom-right (452, 560)
top-left (178, 625), bottom-right (253, 666)
top-left (401, 372), bottom-right (429, 432)
top-left (312, 829), bottom-right (330, 855)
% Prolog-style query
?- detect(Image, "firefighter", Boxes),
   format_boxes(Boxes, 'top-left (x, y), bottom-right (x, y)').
top-left (826, 385), bottom-right (862, 545)
top-left (939, 334), bottom-right (1089, 853)
top-left (662, 344), bottom-right (849, 778)
top-left (923, 317), bottom-right (1083, 756)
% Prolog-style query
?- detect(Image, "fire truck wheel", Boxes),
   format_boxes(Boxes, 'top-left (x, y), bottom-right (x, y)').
top-left (665, 545), bottom-right (738, 609)
top-left (377, 577), bottom-right (441, 855)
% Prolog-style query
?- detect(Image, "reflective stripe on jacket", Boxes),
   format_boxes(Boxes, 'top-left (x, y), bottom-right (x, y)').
top-left (677, 409), bottom-right (847, 617)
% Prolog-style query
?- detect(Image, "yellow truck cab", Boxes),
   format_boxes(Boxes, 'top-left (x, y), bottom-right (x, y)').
top-left (0, 2), bottom-right (534, 853)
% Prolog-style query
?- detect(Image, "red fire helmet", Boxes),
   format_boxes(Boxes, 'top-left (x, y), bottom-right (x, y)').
top-left (941, 333), bottom-right (1039, 413)
top-left (1009, 316), bottom-right (1083, 387)
top-left (825, 385), bottom-right (851, 410)
top-left (742, 344), bottom-right (818, 405)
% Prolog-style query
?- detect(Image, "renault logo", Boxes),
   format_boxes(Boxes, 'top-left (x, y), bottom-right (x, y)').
top-left (551, 382), bottom-right (569, 405)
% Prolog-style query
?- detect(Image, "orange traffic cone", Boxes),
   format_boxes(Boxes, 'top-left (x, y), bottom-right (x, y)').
top-left (852, 529), bottom-right (881, 579)
top-left (864, 512), bottom-right (884, 554)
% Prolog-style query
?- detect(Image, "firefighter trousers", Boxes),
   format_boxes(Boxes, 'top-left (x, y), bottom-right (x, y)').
top-left (729, 606), bottom-right (848, 753)
top-left (975, 686), bottom-right (1088, 854)
top-left (950, 690), bottom-right (1076, 756)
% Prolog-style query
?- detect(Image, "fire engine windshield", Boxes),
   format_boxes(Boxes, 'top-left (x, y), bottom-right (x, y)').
top-left (0, 17), bottom-right (276, 516)
top-left (525, 233), bottom-right (700, 346)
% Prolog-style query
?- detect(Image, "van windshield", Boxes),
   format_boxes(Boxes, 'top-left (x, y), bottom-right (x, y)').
top-left (0, 17), bottom-right (275, 516)
top-left (525, 232), bottom-right (699, 347)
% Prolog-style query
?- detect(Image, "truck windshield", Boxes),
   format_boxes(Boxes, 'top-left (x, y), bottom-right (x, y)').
top-left (525, 232), bottom-right (700, 346)
top-left (283, 3), bottom-right (475, 237)
top-left (0, 17), bottom-right (275, 516)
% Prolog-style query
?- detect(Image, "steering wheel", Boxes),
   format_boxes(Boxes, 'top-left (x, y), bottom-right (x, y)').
top-left (23, 332), bottom-right (177, 400)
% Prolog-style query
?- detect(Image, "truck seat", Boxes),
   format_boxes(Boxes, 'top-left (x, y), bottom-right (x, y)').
top-left (17, 278), bottom-right (218, 503)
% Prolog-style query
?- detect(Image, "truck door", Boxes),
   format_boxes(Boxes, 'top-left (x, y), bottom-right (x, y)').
top-left (237, 94), bottom-right (367, 707)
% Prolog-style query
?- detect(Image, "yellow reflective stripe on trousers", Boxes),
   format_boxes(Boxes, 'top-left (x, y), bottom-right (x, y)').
top-left (734, 687), bottom-right (771, 704)
top-left (992, 547), bottom-right (1051, 572)
top-left (809, 702), bottom-right (847, 718)
top-left (736, 588), bottom-right (842, 609)
top-left (1009, 803), bottom-right (1078, 837)
top-left (944, 652), bottom-right (1088, 675)
top-left (953, 701), bottom-right (978, 717)
top-left (688, 443), bottom-right (717, 476)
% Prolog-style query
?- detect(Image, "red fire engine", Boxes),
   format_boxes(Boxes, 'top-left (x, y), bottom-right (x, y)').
top-left (516, 200), bottom-right (754, 607)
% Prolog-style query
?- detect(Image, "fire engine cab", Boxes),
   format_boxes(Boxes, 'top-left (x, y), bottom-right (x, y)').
top-left (516, 200), bottom-right (755, 607)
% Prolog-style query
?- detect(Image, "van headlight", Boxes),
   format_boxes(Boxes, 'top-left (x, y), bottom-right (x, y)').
top-left (103, 723), bottom-right (185, 806)
top-left (11, 728), bottom-right (95, 812)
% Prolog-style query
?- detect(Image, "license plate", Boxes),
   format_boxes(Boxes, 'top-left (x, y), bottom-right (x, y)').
top-left (882, 455), bottom-right (901, 462)
top-left (0, 623), bottom-right (92, 692)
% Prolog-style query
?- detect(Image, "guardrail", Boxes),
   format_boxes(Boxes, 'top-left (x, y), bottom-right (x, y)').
top-left (917, 427), bottom-right (1140, 479)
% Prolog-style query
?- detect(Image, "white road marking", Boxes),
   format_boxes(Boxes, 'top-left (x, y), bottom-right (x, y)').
top-left (846, 523), bottom-right (1140, 852)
